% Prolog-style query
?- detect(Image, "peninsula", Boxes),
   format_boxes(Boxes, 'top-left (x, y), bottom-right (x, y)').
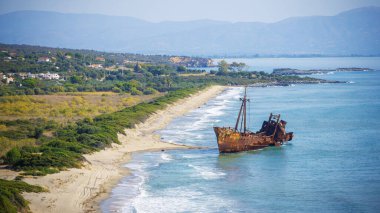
top-left (273, 67), bottom-right (374, 75)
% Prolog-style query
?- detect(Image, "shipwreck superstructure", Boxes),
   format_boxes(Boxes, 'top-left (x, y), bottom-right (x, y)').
top-left (213, 87), bottom-right (293, 153)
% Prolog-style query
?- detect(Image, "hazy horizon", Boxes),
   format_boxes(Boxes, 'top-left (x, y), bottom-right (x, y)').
top-left (1, 0), bottom-right (380, 23)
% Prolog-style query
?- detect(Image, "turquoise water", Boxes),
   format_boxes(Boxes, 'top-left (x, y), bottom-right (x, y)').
top-left (102, 62), bottom-right (380, 212)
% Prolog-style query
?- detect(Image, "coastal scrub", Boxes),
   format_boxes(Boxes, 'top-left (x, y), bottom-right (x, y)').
top-left (0, 179), bottom-right (46, 213)
top-left (2, 86), bottom-right (206, 176)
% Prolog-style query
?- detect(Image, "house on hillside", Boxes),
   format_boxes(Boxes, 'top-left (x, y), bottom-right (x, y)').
top-left (88, 64), bottom-right (103, 69)
top-left (5, 76), bottom-right (14, 84)
top-left (3, 56), bottom-right (12, 62)
top-left (1, 74), bottom-right (14, 84)
top-left (38, 72), bottom-right (60, 80)
top-left (95, 57), bottom-right (105, 62)
top-left (38, 56), bottom-right (51, 63)
top-left (18, 72), bottom-right (28, 79)
top-left (46, 72), bottom-right (60, 80)
top-left (27, 73), bottom-right (37, 78)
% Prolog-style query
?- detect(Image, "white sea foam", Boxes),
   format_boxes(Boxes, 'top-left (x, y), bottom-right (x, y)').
top-left (188, 164), bottom-right (226, 180)
top-left (181, 153), bottom-right (216, 159)
top-left (125, 186), bottom-right (234, 213)
top-left (106, 170), bottom-right (148, 213)
top-left (125, 162), bottom-right (148, 171)
top-left (103, 88), bottom-right (244, 213)
top-left (158, 87), bottom-right (241, 145)
top-left (160, 153), bottom-right (173, 161)
top-left (182, 154), bottom-right (202, 159)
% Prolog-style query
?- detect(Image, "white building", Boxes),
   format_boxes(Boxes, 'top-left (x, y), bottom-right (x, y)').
top-left (6, 77), bottom-right (14, 84)
top-left (88, 64), bottom-right (103, 69)
top-left (40, 72), bottom-right (60, 80)
top-left (27, 73), bottom-right (37, 78)
top-left (38, 57), bottom-right (51, 63)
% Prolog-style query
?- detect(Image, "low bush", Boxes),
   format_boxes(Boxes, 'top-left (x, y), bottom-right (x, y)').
top-left (0, 179), bottom-right (46, 213)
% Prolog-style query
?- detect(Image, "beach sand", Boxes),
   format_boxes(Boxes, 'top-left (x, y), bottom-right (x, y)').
top-left (17, 85), bottom-right (226, 213)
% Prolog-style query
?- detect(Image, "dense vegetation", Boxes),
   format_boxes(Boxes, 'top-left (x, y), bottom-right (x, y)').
top-left (0, 44), bottom-right (333, 96)
top-left (0, 43), bottom-right (211, 68)
top-left (0, 179), bottom-right (46, 213)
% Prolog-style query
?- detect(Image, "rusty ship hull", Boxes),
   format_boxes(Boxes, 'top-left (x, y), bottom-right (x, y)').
top-left (213, 87), bottom-right (294, 153)
top-left (214, 126), bottom-right (293, 153)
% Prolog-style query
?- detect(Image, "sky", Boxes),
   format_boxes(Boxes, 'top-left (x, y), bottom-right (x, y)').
top-left (0, 0), bottom-right (379, 23)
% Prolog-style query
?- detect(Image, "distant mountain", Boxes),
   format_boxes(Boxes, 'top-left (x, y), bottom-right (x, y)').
top-left (0, 7), bottom-right (379, 56)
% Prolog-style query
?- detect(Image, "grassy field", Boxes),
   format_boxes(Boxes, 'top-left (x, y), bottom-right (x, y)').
top-left (0, 92), bottom-right (162, 123)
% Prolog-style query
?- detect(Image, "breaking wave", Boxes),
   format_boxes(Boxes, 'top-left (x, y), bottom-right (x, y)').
top-left (160, 153), bottom-right (173, 161)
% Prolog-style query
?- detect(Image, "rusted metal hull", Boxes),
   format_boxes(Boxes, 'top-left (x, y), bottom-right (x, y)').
top-left (214, 126), bottom-right (293, 153)
top-left (213, 87), bottom-right (294, 153)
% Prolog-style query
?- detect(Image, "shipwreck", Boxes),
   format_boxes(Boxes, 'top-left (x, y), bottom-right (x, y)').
top-left (213, 87), bottom-right (294, 153)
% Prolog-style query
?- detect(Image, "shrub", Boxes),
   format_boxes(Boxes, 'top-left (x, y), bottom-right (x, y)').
top-left (130, 87), bottom-right (143, 95)
top-left (34, 127), bottom-right (43, 139)
top-left (5, 148), bottom-right (21, 164)
top-left (112, 87), bottom-right (122, 93)
top-left (143, 87), bottom-right (158, 95)
top-left (0, 179), bottom-right (45, 213)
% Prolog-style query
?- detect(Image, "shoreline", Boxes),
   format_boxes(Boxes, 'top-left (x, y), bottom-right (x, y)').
top-left (20, 85), bottom-right (226, 213)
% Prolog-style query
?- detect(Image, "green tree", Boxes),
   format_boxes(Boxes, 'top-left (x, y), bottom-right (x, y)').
top-left (218, 60), bottom-right (229, 74)
top-left (50, 86), bottom-right (65, 93)
top-left (112, 87), bottom-right (122, 93)
top-left (22, 78), bottom-right (39, 88)
top-left (123, 80), bottom-right (141, 91)
top-left (70, 75), bottom-right (83, 84)
top-left (230, 62), bottom-right (247, 72)
top-left (143, 87), bottom-right (158, 95)
top-left (5, 147), bottom-right (21, 164)
top-left (105, 59), bottom-right (115, 67)
top-left (74, 53), bottom-right (83, 59)
top-left (34, 127), bottom-right (43, 139)
top-left (130, 87), bottom-right (143, 95)
top-left (176, 66), bottom-right (187, 72)
top-left (134, 63), bottom-right (142, 73)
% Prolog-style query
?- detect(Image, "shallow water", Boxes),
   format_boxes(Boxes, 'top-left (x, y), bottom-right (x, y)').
top-left (102, 61), bottom-right (380, 212)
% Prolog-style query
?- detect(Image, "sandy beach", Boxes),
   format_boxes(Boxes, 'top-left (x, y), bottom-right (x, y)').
top-left (13, 85), bottom-right (226, 213)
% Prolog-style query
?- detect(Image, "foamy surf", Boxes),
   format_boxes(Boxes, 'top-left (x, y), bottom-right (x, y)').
top-left (127, 186), bottom-right (235, 213)
top-left (156, 87), bottom-right (242, 147)
top-left (188, 164), bottom-right (226, 180)
top-left (160, 153), bottom-right (173, 161)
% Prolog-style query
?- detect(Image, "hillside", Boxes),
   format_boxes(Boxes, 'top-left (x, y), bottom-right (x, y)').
top-left (0, 7), bottom-right (379, 56)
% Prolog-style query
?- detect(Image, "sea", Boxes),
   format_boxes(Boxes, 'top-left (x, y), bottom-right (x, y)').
top-left (101, 57), bottom-right (380, 212)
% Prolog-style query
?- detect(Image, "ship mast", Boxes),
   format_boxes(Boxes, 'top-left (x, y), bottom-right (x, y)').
top-left (235, 86), bottom-right (249, 133)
